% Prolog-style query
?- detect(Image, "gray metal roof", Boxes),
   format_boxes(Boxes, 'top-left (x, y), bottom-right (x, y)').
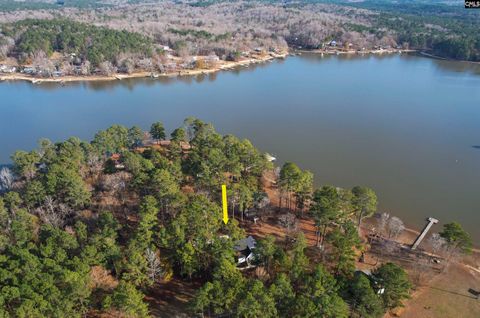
top-left (234, 236), bottom-right (256, 251)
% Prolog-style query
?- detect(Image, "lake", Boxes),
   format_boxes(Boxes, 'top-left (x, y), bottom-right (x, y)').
top-left (1, 53), bottom-right (479, 242)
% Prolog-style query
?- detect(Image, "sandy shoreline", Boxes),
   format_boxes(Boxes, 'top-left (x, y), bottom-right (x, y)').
top-left (363, 216), bottom-right (480, 255)
top-left (0, 52), bottom-right (287, 84)
top-left (294, 48), bottom-right (417, 56)
top-left (2, 49), bottom-right (477, 84)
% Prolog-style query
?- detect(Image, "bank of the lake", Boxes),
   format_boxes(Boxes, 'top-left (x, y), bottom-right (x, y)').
top-left (0, 49), bottom-right (417, 85)
top-left (0, 54), bottom-right (479, 242)
top-left (0, 52), bottom-right (287, 84)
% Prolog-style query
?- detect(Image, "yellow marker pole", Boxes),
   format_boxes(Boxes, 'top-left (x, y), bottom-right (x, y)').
top-left (222, 184), bottom-right (229, 224)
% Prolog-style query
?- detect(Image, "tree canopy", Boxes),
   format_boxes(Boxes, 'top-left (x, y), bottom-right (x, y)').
top-left (440, 222), bottom-right (473, 254)
top-left (2, 19), bottom-right (153, 66)
top-left (0, 118), bottom-right (426, 317)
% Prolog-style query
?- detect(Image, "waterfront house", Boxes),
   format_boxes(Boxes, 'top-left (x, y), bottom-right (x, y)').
top-left (22, 67), bottom-right (36, 75)
top-left (162, 45), bottom-right (173, 52)
top-left (74, 66), bottom-right (83, 75)
top-left (234, 236), bottom-right (256, 267)
top-left (205, 55), bottom-right (220, 63)
top-left (109, 153), bottom-right (125, 170)
top-left (329, 40), bottom-right (337, 47)
top-left (0, 65), bottom-right (16, 73)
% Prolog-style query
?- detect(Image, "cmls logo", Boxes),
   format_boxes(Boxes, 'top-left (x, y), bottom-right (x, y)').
top-left (465, 0), bottom-right (480, 8)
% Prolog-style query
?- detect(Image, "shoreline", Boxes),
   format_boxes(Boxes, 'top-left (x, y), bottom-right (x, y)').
top-left (2, 48), bottom-right (478, 84)
top-left (296, 48), bottom-right (480, 65)
top-left (363, 216), bottom-right (480, 254)
top-left (0, 52), bottom-right (287, 84)
top-left (419, 51), bottom-right (480, 64)
top-left (294, 48), bottom-right (417, 56)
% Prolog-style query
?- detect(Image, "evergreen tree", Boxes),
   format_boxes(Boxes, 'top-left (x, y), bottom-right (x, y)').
top-left (372, 262), bottom-right (411, 310)
top-left (348, 273), bottom-right (384, 318)
top-left (352, 186), bottom-right (377, 228)
top-left (150, 122), bottom-right (166, 141)
top-left (104, 280), bottom-right (150, 318)
top-left (326, 220), bottom-right (361, 277)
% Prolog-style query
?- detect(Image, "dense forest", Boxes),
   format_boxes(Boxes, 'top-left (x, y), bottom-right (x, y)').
top-left (1, 19), bottom-right (154, 66)
top-left (0, 0), bottom-right (478, 78)
top-left (0, 118), bottom-right (472, 317)
top-left (0, 0), bottom-right (111, 11)
top-left (328, 0), bottom-right (480, 61)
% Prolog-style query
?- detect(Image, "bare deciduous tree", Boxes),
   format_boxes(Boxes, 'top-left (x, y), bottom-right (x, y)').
top-left (145, 248), bottom-right (163, 282)
top-left (378, 213), bottom-right (405, 239)
top-left (59, 61), bottom-right (74, 75)
top-left (410, 257), bottom-right (434, 287)
top-left (0, 167), bottom-right (14, 192)
top-left (0, 35), bottom-right (15, 59)
top-left (387, 216), bottom-right (405, 239)
top-left (36, 196), bottom-right (72, 228)
top-left (378, 212), bottom-right (390, 236)
top-left (32, 50), bottom-right (56, 77)
top-left (428, 232), bottom-right (447, 255)
top-left (87, 152), bottom-right (103, 178)
top-left (79, 61), bottom-right (91, 75)
top-left (255, 193), bottom-right (270, 210)
top-left (98, 61), bottom-right (117, 76)
top-left (278, 213), bottom-right (298, 234)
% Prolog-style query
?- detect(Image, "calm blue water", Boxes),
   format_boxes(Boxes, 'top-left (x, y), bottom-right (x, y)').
top-left (1, 54), bottom-right (480, 241)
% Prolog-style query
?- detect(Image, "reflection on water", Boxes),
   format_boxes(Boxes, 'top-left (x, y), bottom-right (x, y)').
top-left (34, 58), bottom-right (277, 91)
top-left (432, 58), bottom-right (480, 75)
top-left (299, 52), bottom-right (480, 75)
top-left (27, 53), bottom-right (480, 91)
top-left (0, 54), bottom-right (479, 242)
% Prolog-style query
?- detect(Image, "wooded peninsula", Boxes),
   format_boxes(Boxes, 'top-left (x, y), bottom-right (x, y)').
top-left (0, 118), bottom-right (474, 317)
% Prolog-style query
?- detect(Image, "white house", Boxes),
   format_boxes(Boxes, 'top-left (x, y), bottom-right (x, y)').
top-left (0, 65), bottom-right (16, 73)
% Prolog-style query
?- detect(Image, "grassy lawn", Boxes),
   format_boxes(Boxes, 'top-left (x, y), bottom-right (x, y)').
top-left (387, 263), bottom-right (480, 318)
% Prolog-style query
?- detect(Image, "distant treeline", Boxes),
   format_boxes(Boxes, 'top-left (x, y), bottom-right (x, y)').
top-left (328, 0), bottom-right (480, 61)
top-left (168, 28), bottom-right (231, 42)
top-left (0, 0), bottom-right (109, 11)
top-left (1, 1), bottom-right (479, 63)
top-left (1, 19), bottom-right (154, 66)
top-left (373, 13), bottom-right (480, 61)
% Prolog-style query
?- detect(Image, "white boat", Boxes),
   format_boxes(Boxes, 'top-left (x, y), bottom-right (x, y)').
top-left (265, 153), bottom-right (276, 162)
